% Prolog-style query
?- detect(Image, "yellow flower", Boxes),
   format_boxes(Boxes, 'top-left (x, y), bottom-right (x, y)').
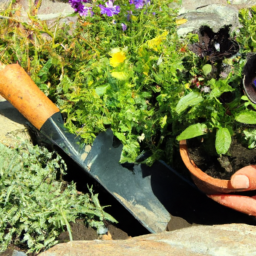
top-left (175, 18), bottom-right (187, 25)
top-left (138, 47), bottom-right (144, 57)
top-left (147, 31), bottom-right (168, 51)
top-left (110, 49), bottom-right (126, 67)
top-left (185, 83), bottom-right (190, 89)
top-left (131, 15), bottom-right (138, 21)
top-left (143, 64), bottom-right (150, 76)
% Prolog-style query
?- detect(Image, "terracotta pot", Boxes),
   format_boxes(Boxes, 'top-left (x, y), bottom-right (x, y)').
top-left (179, 140), bottom-right (255, 194)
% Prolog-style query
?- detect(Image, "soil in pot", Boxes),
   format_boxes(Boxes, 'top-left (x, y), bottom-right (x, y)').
top-left (187, 135), bottom-right (256, 180)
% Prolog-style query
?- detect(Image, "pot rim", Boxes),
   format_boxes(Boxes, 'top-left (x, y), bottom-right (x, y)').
top-left (243, 75), bottom-right (256, 104)
top-left (179, 140), bottom-right (253, 193)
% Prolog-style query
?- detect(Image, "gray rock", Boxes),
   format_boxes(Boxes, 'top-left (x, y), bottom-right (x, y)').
top-left (37, 0), bottom-right (75, 21)
top-left (16, 0), bottom-right (78, 33)
top-left (12, 250), bottom-right (27, 256)
top-left (230, 0), bottom-right (256, 9)
top-left (177, 4), bottom-right (240, 37)
top-left (177, 0), bottom-right (256, 37)
top-left (179, 0), bottom-right (256, 13)
top-left (0, 101), bottom-right (32, 147)
top-left (178, 0), bottom-right (228, 14)
top-left (39, 224), bottom-right (256, 256)
top-left (0, 0), bottom-right (11, 11)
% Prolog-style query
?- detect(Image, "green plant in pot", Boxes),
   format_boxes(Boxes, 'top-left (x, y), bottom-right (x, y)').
top-left (176, 11), bottom-right (256, 215)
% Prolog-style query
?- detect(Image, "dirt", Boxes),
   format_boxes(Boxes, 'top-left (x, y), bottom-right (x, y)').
top-left (187, 136), bottom-right (256, 179)
top-left (0, 220), bottom-right (129, 256)
top-left (57, 219), bottom-right (129, 242)
top-left (188, 25), bottom-right (239, 63)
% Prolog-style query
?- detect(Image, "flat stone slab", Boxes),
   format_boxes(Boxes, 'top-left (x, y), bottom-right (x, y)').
top-left (39, 224), bottom-right (256, 256)
top-left (0, 100), bottom-right (31, 147)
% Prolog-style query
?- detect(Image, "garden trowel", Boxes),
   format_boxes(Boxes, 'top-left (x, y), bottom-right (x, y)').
top-left (0, 63), bottom-right (191, 233)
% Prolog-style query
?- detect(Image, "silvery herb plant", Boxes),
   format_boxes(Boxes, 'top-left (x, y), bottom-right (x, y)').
top-left (0, 142), bottom-right (116, 253)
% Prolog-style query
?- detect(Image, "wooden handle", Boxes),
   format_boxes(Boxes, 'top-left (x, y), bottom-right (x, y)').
top-left (0, 64), bottom-right (59, 130)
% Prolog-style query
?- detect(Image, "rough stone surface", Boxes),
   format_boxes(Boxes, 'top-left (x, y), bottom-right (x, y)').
top-left (39, 224), bottom-right (256, 256)
top-left (178, 0), bottom-right (227, 14)
top-left (0, 100), bottom-right (31, 147)
top-left (37, 0), bottom-right (75, 21)
top-left (177, 0), bottom-right (256, 37)
top-left (179, 0), bottom-right (256, 14)
top-left (17, 0), bottom-right (77, 26)
top-left (0, 0), bottom-right (11, 11)
top-left (177, 4), bottom-right (240, 37)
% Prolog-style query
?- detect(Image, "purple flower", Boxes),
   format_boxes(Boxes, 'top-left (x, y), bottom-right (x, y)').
top-left (127, 10), bottom-right (132, 21)
top-left (80, 7), bottom-right (93, 17)
top-left (129, 0), bottom-right (143, 9)
top-left (99, 0), bottom-right (120, 17)
top-left (121, 23), bottom-right (127, 31)
top-left (129, 0), bottom-right (150, 9)
top-left (69, 0), bottom-right (93, 16)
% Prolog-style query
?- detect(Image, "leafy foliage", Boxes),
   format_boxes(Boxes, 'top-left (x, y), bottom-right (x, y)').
top-left (215, 127), bottom-right (231, 155)
top-left (0, 0), bottom-right (185, 165)
top-left (0, 142), bottom-right (116, 253)
top-left (174, 7), bottom-right (256, 155)
top-left (1, 1), bottom-right (256, 163)
top-left (243, 129), bottom-right (256, 149)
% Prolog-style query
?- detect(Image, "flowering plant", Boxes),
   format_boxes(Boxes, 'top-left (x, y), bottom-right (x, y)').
top-left (2, 0), bottom-right (256, 168)
top-left (69, 0), bottom-right (94, 16)
top-left (99, 0), bottom-right (121, 16)
top-left (7, 0), bottom-right (254, 167)
top-left (61, 0), bottom-right (185, 164)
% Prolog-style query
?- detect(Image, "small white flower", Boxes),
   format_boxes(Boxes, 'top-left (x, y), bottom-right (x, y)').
top-left (201, 86), bottom-right (211, 93)
top-left (137, 133), bottom-right (145, 142)
top-left (214, 42), bottom-right (220, 52)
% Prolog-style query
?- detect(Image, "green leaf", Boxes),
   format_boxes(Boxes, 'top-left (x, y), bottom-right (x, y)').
top-left (215, 128), bottom-right (231, 154)
top-left (209, 78), bottom-right (234, 98)
top-left (102, 117), bottom-right (111, 125)
top-left (202, 64), bottom-right (212, 76)
top-left (59, 76), bottom-right (73, 94)
top-left (102, 211), bottom-right (118, 223)
top-left (120, 140), bottom-right (140, 163)
top-left (243, 129), bottom-right (256, 149)
top-left (37, 59), bottom-right (52, 83)
top-left (241, 95), bottom-right (249, 101)
top-left (114, 132), bottom-right (126, 143)
top-left (175, 92), bottom-right (203, 114)
top-left (235, 110), bottom-right (256, 124)
top-left (95, 85), bottom-right (110, 96)
top-left (160, 115), bottom-right (167, 129)
top-left (176, 123), bottom-right (207, 140)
